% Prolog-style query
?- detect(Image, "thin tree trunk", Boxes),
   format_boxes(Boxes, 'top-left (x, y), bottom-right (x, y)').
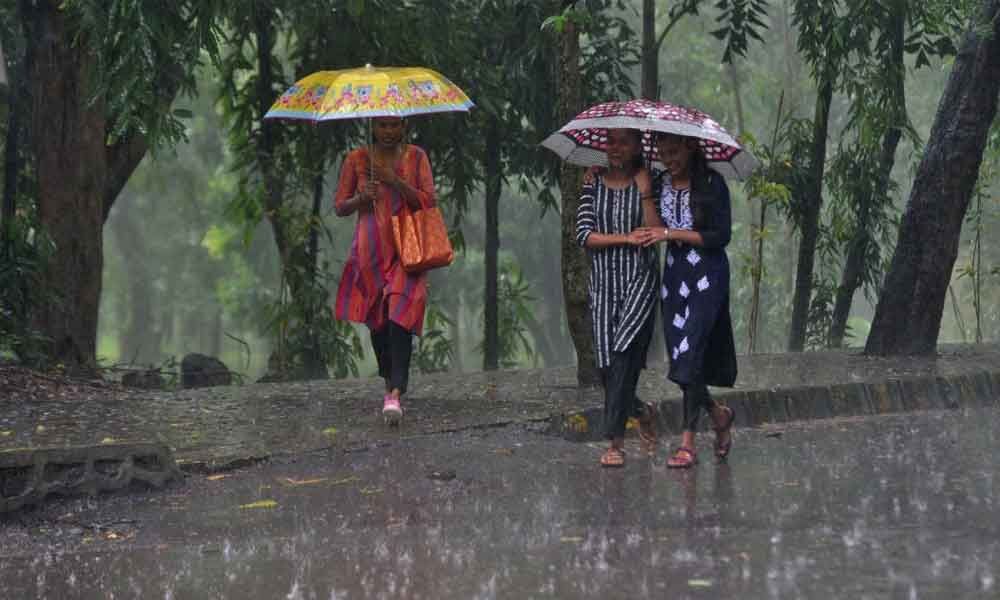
top-left (746, 201), bottom-right (767, 354)
top-left (866, 0), bottom-right (1000, 355)
top-left (301, 172), bottom-right (327, 379)
top-left (641, 0), bottom-right (658, 100)
top-left (556, 13), bottom-right (599, 386)
top-left (787, 75), bottom-right (833, 351)
top-left (2, 30), bottom-right (20, 227)
top-left (828, 4), bottom-right (906, 348)
top-left (827, 133), bottom-right (901, 347)
top-left (483, 120), bottom-right (501, 371)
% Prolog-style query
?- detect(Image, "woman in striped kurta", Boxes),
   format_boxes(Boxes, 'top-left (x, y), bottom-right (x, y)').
top-left (334, 117), bottom-right (435, 425)
top-left (576, 128), bottom-right (661, 468)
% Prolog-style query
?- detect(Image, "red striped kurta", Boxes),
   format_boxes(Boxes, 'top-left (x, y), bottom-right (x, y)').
top-left (333, 145), bottom-right (435, 335)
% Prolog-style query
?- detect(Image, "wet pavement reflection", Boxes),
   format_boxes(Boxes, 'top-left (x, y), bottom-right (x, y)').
top-left (2, 407), bottom-right (998, 599)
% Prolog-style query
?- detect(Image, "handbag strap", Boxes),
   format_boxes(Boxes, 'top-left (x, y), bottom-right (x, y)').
top-left (407, 145), bottom-right (427, 211)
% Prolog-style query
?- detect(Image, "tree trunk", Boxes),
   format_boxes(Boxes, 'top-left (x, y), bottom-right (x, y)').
top-left (555, 13), bottom-right (599, 386)
top-left (299, 172), bottom-right (328, 379)
top-left (483, 120), bottom-right (501, 371)
top-left (828, 4), bottom-right (906, 349)
top-left (746, 200), bottom-right (767, 354)
top-left (2, 27), bottom-right (21, 228)
top-left (828, 127), bottom-right (904, 348)
top-left (110, 200), bottom-right (160, 365)
top-left (641, 0), bottom-right (658, 100)
top-left (787, 75), bottom-right (833, 351)
top-left (866, 0), bottom-right (1000, 356)
top-left (26, 2), bottom-right (108, 371)
top-left (253, 7), bottom-right (290, 265)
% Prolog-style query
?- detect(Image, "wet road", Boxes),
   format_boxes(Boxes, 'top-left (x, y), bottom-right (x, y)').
top-left (2, 407), bottom-right (999, 599)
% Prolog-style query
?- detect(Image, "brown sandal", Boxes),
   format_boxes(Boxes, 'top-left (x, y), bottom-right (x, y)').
top-left (713, 405), bottom-right (735, 461)
top-left (638, 401), bottom-right (659, 454)
top-left (600, 446), bottom-right (626, 468)
top-left (666, 446), bottom-right (697, 469)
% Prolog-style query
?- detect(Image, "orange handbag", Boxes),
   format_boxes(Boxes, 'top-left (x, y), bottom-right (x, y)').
top-left (392, 201), bottom-right (454, 272)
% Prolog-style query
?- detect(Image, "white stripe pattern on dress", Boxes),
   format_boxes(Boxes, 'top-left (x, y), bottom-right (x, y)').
top-left (576, 177), bottom-right (658, 369)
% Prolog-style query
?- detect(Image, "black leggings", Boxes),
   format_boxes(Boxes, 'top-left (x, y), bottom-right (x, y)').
top-left (370, 321), bottom-right (414, 395)
top-left (601, 321), bottom-right (653, 440)
top-left (681, 380), bottom-right (717, 432)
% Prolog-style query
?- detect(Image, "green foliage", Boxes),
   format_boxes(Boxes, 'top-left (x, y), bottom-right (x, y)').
top-left (478, 261), bottom-right (538, 369)
top-left (263, 268), bottom-right (363, 380)
top-left (413, 303), bottom-right (455, 374)
top-left (804, 275), bottom-right (837, 349)
top-left (0, 217), bottom-right (53, 364)
top-left (63, 0), bottom-right (226, 150)
top-left (711, 0), bottom-right (769, 63)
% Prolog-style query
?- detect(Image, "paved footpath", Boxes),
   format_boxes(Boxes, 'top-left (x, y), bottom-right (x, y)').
top-left (2, 345), bottom-right (999, 470)
top-left (2, 408), bottom-right (998, 598)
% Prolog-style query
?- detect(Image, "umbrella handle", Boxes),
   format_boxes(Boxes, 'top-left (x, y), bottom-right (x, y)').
top-left (368, 117), bottom-right (374, 181)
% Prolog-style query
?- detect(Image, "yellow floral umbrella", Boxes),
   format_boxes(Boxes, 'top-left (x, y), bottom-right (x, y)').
top-left (264, 64), bottom-right (473, 121)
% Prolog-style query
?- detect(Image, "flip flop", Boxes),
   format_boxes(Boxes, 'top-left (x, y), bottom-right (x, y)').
top-left (666, 446), bottom-right (697, 469)
top-left (600, 446), bottom-right (626, 468)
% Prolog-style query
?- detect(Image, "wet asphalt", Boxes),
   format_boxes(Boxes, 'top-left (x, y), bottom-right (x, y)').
top-left (1, 407), bottom-right (998, 599)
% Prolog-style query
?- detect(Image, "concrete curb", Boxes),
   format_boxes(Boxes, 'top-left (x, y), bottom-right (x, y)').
top-left (1, 442), bottom-right (181, 513)
top-left (547, 368), bottom-right (1000, 442)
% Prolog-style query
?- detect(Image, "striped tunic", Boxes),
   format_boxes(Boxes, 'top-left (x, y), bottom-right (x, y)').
top-left (576, 176), bottom-right (659, 369)
top-left (333, 145), bottom-right (435, 335)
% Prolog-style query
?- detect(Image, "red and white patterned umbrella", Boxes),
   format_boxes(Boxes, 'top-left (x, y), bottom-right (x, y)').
top-left (541, 99), bottom-right (758, 180)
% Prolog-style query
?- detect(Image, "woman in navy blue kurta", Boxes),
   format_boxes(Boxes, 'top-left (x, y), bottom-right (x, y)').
top-left (637, 133), bottom-right (738, 468)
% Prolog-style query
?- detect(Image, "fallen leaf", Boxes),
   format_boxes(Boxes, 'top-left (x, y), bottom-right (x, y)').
top-left (239, 500), bottom-right (278, 510)
top-left (322, 427), bottom-right (338, 437)
top-left (625, 417), bottom-right (639, 430)
top-left (566, 414), bottom-right (589, 433)
top-left (0, 430), bottom-right (12, 437)
top-left (494, 448), bottom-right (514, 456)
top-left (688, 579), bottom-right (713, 588)
top-left (280, 477), bottom-right (327, 486)
top-left (331, 476), bottom-right (361, 486)
top-left (100, 437), bottom-right (116, 444)
top-left (35, 425), bottom-right (46, 433)
top-left (360, 487), bottom-right (383, 496)
top-left (206, 474), bottom-right (230, 481)
top-left (560, 536), bottom-right (584, 543)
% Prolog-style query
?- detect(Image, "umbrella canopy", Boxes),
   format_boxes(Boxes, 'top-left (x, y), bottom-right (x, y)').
top-left (541, 99), bottom-right (758, 180)
top-left (264, 64), bottom-right (473, 122)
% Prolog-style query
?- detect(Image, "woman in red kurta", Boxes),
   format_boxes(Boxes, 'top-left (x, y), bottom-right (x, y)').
top-left (334, 117), bottom-right (435, 424)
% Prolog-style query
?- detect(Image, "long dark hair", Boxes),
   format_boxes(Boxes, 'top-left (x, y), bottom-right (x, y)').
top-left (657, 132), bottom-right (713, 228)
